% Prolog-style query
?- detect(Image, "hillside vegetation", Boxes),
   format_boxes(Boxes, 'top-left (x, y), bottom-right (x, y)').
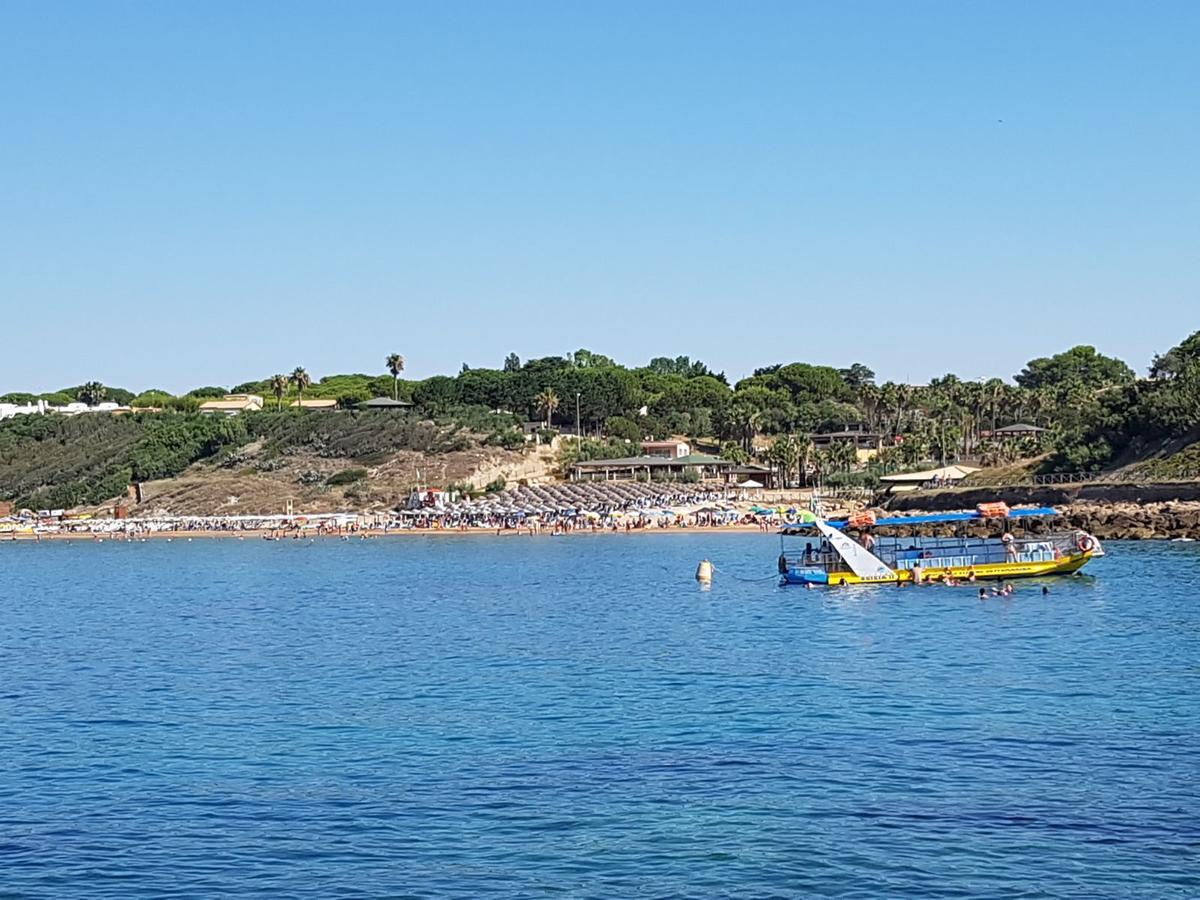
top-left (5, 332), bottom-right (1200, 510)
top-left (0, 410), bottom-right (516, 511)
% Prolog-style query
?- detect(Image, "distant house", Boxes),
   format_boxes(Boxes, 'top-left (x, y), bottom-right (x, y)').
top-left (198, 394), bottom-right (264, 416)
top-left (0, 400), bottom-right (46, 420)
top-left (359, 397), bottom-right (413, 410)
top-left (289, 398), bottom-right (338, 410)
top-left (640, 440), bottom-right (691, 459)
top-left (43, 401), bottom-right (130, 416)
top-left (813, 428), bottom-right (885, 463)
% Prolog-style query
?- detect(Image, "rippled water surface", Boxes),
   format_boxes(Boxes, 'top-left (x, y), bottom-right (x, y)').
top-left (2, 536), bottom-right (1198, 897)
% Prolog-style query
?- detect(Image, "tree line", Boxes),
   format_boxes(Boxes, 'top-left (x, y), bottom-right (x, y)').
top-left (4, 334), bottom-right (1199, 479)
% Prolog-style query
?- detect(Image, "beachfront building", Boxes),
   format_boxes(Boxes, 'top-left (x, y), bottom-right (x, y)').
top-left (640, 440), bottom-right (691, 458)
top-left (289, 398), bottom-right (338, 410)
top-left (878, 464), bottom-right (980, 494)
top-left (570, 453), bottom-right (733, 482)
top-left (724, 463), bottom-right (777, 490)
top-left (198, 394), bottom-right (265, 416)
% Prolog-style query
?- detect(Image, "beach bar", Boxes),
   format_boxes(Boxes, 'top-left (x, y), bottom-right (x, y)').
top-left (569, 453), bottom-right (733, 482)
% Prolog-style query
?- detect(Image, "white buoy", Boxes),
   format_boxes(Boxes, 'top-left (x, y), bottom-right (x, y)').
top-left (695, 559), bottom-right (713, 583)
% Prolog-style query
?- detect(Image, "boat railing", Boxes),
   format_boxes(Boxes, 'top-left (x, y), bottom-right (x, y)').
top-left (878, 534), bottom-right (1070, 569)
top-left (784, 532), bottom-right (1076, 575)
top-left (891, 547), bottom-right (1059, 571)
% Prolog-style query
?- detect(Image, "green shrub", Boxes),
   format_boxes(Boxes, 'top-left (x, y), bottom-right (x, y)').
top-left (326, 467), bottom-right (368, 486)
top-left (604, 415), bottom-right (642, 442)
top-left (484, 429), bottom-right (526, 450)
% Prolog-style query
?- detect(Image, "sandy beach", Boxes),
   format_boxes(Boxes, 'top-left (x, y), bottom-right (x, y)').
top-left (3, 523), bottom-right (773, 542)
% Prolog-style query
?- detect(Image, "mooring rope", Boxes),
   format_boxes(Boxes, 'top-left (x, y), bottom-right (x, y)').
top-left (709, 562), bottom-right (779, 583)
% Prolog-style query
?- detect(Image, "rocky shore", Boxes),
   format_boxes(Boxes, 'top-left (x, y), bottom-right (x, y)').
top-left (876, 500), bottom-right (1200, 541)
top-left (880, 482), bottom-right (1200, 540)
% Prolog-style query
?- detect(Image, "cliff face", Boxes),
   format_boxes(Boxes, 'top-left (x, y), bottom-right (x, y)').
top-left (883, 484), bottom-right (1200, 539)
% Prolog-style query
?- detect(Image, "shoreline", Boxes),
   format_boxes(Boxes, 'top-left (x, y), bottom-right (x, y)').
top-left (6, 499), bottom-right (1200, 544)
top-left (2, 524), bottom-right (776, 542)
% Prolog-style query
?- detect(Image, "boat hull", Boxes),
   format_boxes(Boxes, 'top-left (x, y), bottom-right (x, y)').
top-left (782, 551), bottom-right (1096, 586)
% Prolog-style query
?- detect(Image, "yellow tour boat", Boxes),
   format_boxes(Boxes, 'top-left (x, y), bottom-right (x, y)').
top-left (778, 506), bottom-right (1102, 587)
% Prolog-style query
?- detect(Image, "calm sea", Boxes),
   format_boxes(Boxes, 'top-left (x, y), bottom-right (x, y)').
top-left (1, 536), bottom-right (1197, 897)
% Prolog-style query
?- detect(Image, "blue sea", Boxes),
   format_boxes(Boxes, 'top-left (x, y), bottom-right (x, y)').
top-left (1, 536), bottom-right (1197, 897)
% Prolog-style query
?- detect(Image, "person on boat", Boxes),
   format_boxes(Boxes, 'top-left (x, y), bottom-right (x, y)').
top-left (1003, 533), bottom-right (1018, 562)
top-left (861, 531), bottom-right (876, 553)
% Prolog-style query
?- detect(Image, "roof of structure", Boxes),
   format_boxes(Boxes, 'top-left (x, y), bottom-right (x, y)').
top-left (360, 397), bottom-right (414, 408)
top-left (571, 453), bottom-right (730, 469)
top-left (878, 464), bottom-right (981, 483)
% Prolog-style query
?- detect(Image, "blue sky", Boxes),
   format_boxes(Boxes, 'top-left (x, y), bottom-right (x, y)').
top-left (2, 1), bottom-right (1196, 393)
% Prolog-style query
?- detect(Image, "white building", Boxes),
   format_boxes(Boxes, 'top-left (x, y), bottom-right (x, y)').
top-left (0, 400), bottom-right (46, 420)
top-left (640, 440), bottom-right (691, 459)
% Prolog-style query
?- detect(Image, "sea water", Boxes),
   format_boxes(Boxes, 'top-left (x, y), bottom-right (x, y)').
top-left (1, 536), bottom-right (1197, 897)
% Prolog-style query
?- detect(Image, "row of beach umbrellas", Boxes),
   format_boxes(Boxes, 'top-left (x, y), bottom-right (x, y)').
top-left (438, 482), bottom-right (726, 519)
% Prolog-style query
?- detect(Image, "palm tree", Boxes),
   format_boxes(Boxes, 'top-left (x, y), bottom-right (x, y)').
top-left (828, 440), bottom-right (857, 474)
top-left (77, 381), bottom-right (106, 407)
top-left (812, 448), bottom-right (832, 486)
top-left (726, 397), bottom-right (765, 452)
top-left (796, 434), bottom-right (816, 486)
top-left (535, 388), bottom-right (560, 426)
top-left (269, 374), bottom-right (288, 410)
top-left (290, 367), bottom-right (311, 407)
top-left (984, 377), bottom-right (1006, 434)
top-left (768, 435), bottom-right (801, 488)
top-left (385, 353), bottom-right (406, 400)
top-left (857, 383), bottom-right (883, 433)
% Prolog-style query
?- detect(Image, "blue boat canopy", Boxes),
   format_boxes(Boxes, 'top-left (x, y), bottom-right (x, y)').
top-left (778, 507), bottom-right (1059, 534)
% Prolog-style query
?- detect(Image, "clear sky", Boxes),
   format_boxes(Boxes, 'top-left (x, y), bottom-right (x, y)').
top-left (2, 1), bottom-right (1197, 393)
